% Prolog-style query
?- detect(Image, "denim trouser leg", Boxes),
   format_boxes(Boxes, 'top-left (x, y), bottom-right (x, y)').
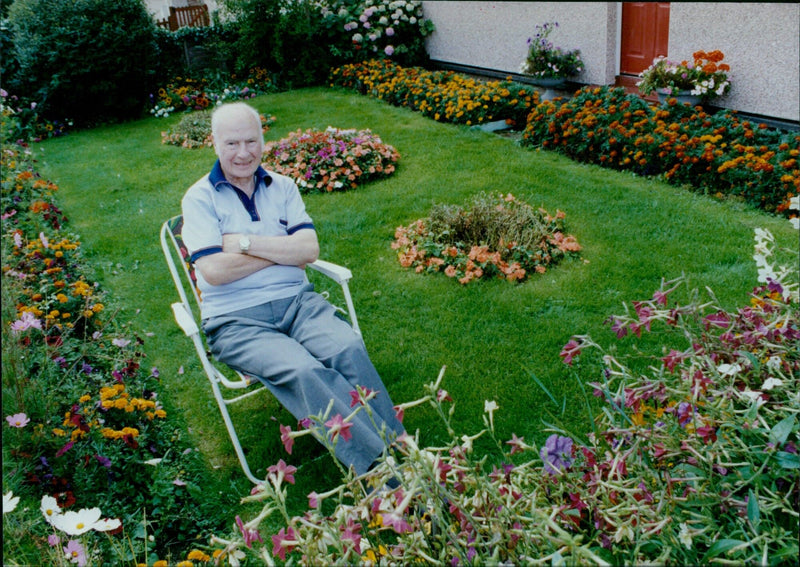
top-left (203, 287), bottom-right (405, 475)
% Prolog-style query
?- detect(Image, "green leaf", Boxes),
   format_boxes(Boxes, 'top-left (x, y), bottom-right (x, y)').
top-left (701, 539), bottom-right (747, 562)
top-left (747, 489), bottom-right (760, 531)
top-left (775, 451), bottom-right (800, 469)
top-left (769, 415), bottom-right (796, 446)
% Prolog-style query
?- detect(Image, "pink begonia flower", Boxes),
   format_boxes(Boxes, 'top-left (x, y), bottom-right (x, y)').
top-left (280, 424), bottom-right (294, 454)
top-left (272, 527), bottom-right (297, 560)
top-left (324, 414), bottom-right (353, 442)
top-left (10, 312), bottom-right (42, 333)
top-left (12, 230), bottom-right (22, 246)
top-left (267, 459), bottom-right (297, 486)
top-left (39, 231), bottom-right (49, 248)
top-left (385, 27), bottom-right (395, 36)
top-left (384, 45), bottom-right (395, 56)
top-left (235, 515), bottom-right (263, 549)
top-left (6, 413), bottom-right (30, 428)
top-left (63, 539), bottom-right (87, 567)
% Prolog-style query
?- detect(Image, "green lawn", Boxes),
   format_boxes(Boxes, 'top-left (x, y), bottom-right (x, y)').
top-left (38, 87), bottom-right (797, 503)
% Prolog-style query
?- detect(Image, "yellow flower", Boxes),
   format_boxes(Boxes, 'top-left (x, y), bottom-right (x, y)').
top-left (187, 549), bottom-right (210, 561)
top-left (52, 428), bottom-right (66, 437)
top-left (79, 394), bottom-right (91, 403)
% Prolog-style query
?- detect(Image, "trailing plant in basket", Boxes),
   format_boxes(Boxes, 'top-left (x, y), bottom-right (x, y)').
top-left (261, 127), bottom-right (399, 193)
top-left (392, 192), bottom-right (581, 284)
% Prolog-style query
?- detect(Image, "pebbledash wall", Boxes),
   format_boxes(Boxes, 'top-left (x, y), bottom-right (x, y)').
top-left (422, 2), bottom-right (800, 125)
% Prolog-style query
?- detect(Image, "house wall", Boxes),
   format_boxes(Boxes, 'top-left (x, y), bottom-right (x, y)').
top-left (422, 1), bottom-right (800, 123)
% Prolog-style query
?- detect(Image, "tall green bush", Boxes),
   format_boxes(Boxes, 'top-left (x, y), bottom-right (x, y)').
top-left (6, 0), bottom-right (159, 126)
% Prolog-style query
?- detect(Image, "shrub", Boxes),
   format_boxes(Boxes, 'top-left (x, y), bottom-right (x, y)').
top-left (319, 0), bottom-right (435, 68)
top-left (6, 0), bottom-right (159, 126)
top-left (330, 59), bottom-right (539, 128)
top-left (521, 86), bottom-right (800, 216)
top-left (161, 110), bottom-right (276, 149)
top-left (392, 192), bottom-right (581, 284)
top-left (262, 127), bottom-right (400, 193)
top-left (205, 211), bottom-right (799, 564)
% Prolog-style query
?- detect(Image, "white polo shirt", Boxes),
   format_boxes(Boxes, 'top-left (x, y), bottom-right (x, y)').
top-left (181, 160), bottom-right (315, 319)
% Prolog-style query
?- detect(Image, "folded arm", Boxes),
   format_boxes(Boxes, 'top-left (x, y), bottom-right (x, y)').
top-left (194, 229), bottom-right (319, 286)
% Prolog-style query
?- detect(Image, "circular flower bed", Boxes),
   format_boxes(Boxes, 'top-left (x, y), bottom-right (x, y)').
top-left (392, 192), bottom-right (581, 284)
top-left (161, 110), bottom-right (275, 149)
top-left (261, 127), bottom-right (400, 193)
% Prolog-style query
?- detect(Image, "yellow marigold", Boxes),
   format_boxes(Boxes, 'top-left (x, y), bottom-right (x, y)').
top-left (122, 427), bottom-right (140, 437)
top-left (155, 409), bottom-right (167, 418)
top-left (79, 394), bottom-right (91, 403)
top-left (187, 549), bottom-right (210, 561)
top-left (154, 561), bottom-right (169, 567)
top-left (113, 398), bottom-right (128, 410)
top-left (52, 428), bottom-right (66, 437)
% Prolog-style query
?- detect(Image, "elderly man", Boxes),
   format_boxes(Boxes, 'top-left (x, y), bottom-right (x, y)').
top-left (181, 102), bottom-right (405, 476)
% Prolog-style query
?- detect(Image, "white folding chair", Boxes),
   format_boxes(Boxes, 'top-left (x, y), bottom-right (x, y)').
top-left (160, 215), bottom-right (360, 483)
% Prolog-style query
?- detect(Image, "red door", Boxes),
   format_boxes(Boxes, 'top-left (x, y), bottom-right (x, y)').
top-left (620, 2), bottom-right (670, 76)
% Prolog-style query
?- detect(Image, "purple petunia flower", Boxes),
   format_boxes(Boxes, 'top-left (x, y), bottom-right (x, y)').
top-left (540, 434), bottom-right (574, 474)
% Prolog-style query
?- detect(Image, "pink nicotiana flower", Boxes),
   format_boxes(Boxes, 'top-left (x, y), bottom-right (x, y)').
top-left (280, 424), bottom-right (294, 454)
top-left (271, 526), bottom-right (298, 560)
top-left (267, 459), bottom-right (297, 486)
top-left (324, 414), bottom-right (353, 442)
top-left (559, 338), bottom-right (582, 365)
top-left (235, 515), bottom-right (263, 549)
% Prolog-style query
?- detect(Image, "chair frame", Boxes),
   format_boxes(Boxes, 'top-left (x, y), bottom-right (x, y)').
top-left (160, 215), bottom-right (360, 483)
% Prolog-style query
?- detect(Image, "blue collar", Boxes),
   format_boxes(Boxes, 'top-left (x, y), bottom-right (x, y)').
top-left (209, 159), bottom-right (272, 191)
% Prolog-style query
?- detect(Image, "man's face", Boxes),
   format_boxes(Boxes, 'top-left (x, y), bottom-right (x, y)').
top-left (214, 111), bottom-right (264, 184)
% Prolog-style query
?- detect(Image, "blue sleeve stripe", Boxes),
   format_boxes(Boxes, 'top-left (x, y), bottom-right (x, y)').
top-left (190, 246), bottom-right (223, 263)
top-left (287, 222), bottom-right (315, 235)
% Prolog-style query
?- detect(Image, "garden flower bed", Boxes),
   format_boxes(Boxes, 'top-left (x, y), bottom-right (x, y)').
top-left (161, 109), bottom-right (276, 149)
top-left (209, 217), bottom-right (799, 564)
top-left (329, 59), bottom-right (539, 128)
top-left (392, 192), bottom-right (581, 284)
top-left (262, 127), bottom-right (400, 193)
top-left (522, 86), bottom-right (800, 215)
top-left (1, 143), bottom-right (220, 564)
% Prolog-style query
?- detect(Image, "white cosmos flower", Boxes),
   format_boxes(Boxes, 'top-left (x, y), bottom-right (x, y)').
top-left (3, 491), bottom-right (20, 515)
top-left (94, 517), bottom-right (122, 532)
top-left (51, 508), bottom-right (104, 536)
top-left (41, 495), bottom-right (62, 525)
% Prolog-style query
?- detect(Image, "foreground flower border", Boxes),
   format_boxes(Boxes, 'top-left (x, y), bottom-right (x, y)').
top-left (207, 213), bottom-right (798, 563)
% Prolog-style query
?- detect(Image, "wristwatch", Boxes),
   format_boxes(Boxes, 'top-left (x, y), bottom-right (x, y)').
top-left (238, 235), bottom-right (251, 253)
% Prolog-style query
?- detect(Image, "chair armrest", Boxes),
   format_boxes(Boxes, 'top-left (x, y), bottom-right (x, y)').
top-left (308, 259), bottom-right (352, 284)
top-left (171, 302), bottom-right (199, 336)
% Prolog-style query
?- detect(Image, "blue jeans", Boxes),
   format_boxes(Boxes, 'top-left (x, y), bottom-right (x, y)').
top-left (203, 285), bottom-right (405, 475)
